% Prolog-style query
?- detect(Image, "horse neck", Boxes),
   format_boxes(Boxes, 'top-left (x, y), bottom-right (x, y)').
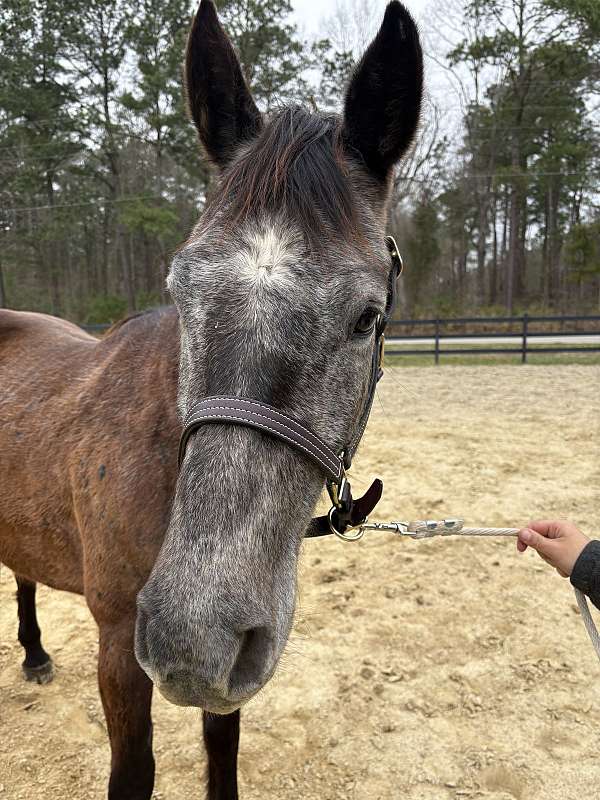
top-left (97, 307), bottom-right (182, 438)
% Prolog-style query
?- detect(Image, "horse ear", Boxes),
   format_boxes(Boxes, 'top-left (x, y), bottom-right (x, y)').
top-left (342, 1), bottom-right (423, 182)
top-left (185, 0), bottom-right (263, 168)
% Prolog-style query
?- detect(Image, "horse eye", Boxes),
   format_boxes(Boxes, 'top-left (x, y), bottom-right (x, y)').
top-left (353, 309), bottom-right (379, 337)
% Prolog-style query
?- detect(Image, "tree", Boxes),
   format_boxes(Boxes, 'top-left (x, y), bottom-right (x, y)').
top-left (0, 0), bottom-right (82, 314)
top-left (1, 0), bottom-right (598, 321)
top-left (69, 0), bottom-right (132, 304)
top-left (449, 0), bottom-right (600, 311)
top-left (121, 0), bottom-right (207, 299)
top-left (403, 195), bottom-right (442, 311)
top-left (564, 220), bottom-right (600, 307)
top-left (215, 0), bottom-right (311, 110)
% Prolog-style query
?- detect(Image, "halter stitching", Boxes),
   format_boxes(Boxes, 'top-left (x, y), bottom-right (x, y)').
top-left (184, 401), bottom-right (339, 473)
top-left (182, 412), bottom-right (342, 478)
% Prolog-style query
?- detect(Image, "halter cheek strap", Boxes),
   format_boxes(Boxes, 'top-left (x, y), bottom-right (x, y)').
top-left (177, 236), bottom-right (403, 539)
top-left (339, 234), bottom-right (402, 471)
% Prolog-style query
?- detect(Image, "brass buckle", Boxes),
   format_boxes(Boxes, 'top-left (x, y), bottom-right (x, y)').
top-left (385, 235), bottom-right (404, 276)
top-left (327, 454), bottom-right (349, 511)
top-left (378, 334), bottom-right (385, 371)
top-left (327, 474), bottom-right (347, 510)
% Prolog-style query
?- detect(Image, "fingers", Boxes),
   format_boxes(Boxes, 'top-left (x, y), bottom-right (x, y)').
top-left (528, 519), bottom-right (568, 539)
top-left (518, 527), bottom-right (556, 557)
top-left (516, 538), bottom-right (528, 553)
top-left (517, 520), bottom-right (587, 579)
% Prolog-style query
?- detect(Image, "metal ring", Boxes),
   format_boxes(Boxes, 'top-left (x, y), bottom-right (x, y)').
top-left (327, 508), bottom-right (364, 542)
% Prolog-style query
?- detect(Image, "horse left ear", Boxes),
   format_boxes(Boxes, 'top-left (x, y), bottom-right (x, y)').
top-left (342, 1), bottom-right (423, 182)
top-left (185, 0), bottom-right (263, 168)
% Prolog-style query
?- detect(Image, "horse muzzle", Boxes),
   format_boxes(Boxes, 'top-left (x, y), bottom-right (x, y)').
top-left (134, 594), bottom-right (280, 712)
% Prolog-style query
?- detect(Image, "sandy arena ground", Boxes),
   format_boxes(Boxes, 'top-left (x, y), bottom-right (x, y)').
top-left (1, 364), bottom-right (599, 800)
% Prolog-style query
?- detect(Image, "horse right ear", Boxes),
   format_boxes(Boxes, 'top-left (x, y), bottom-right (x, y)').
top-left (185, 0), bottom-right (263, 168)
top-left (342, 1), bottom-right (423, 183)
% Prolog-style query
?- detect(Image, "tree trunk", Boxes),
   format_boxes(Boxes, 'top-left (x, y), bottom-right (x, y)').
top-left (542, 185), bottom-right (550, 304)
top-left (499, 189), bottom-right (509, 302)
top-left (490, 194), bottom-right (498, 306)
top-left (506, 175), bottom-right (519, 314)
top-left (101, 208), bottom-right (110, 296)
top-left (0, 256), bottom-right (7, 308)
top-left (549, 183), bottom-right (562, 309)
top-left (125, 233), bottom-right (136, 313)
top-left (476, 184), bottom-right (488, 305)
top-left (119, 237), bottom-right (135, 315)
top-left (43, 169), bottom-right (61, 316)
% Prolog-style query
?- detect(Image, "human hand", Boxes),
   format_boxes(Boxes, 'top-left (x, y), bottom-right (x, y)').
top-left (517, 520), bottom-right (589, 578)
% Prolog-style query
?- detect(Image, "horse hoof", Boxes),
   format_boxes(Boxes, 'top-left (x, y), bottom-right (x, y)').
top-left (22, 659), bottom-right (54, 685)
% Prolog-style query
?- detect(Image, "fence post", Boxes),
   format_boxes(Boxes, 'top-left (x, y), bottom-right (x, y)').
top-left (521, 312), bottom-right (528, 364)
top-left (435, 318), bottom-right (440, 365)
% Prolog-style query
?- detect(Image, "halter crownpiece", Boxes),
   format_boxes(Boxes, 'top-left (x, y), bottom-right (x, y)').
top-left (177, 236), bottom-right (403, 538)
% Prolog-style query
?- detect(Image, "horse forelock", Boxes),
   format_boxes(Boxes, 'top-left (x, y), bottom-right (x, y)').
top-left (201, 106), bottom-right (373, 250)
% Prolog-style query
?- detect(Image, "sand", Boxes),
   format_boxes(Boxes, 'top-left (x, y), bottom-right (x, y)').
top-left (1, 364), bottom-right (599, 800)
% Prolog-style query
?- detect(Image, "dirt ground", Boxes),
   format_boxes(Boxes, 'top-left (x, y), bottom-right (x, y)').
top-left (1, 364), bottom-right (599, 800)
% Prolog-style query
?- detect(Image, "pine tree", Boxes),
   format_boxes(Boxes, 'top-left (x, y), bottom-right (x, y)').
top-left (450, 0), bottom-right (600, 311)
top-left (215, 0), bottom-right (311, 110)
top-left (0, 0), bottom-right (82, 313)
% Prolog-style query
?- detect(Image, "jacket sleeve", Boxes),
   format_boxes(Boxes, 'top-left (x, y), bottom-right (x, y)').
top-left (570, 540), bottom-right (600, 612)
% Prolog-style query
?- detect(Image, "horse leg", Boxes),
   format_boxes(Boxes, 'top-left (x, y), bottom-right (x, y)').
top-left (203, 710), bottom-right (240, 800)
top-left (97, 619), bottom-right (155, 800)
top-left (15, 574), bottom-right (54, 684)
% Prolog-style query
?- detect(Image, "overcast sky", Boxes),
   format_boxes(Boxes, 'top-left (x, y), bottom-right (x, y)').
top-left (291, 0), bottom-right (430, 38)
top-left (290, 0), bottom-right (466, 139)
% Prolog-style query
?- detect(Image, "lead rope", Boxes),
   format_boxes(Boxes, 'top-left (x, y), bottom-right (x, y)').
top-left (338, 518), bottom-right (600, 663)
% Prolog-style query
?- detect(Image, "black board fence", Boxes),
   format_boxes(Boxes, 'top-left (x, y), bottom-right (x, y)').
top-left (84, 314), bottom-right (600, 364)
top-left (385, 314), bottom-right (600, 364)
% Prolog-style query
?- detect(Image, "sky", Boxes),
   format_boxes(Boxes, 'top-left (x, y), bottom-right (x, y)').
top-left (290, 0), bottom-right (467, 144)
top-left (291, 0), bottom-right (430, 38)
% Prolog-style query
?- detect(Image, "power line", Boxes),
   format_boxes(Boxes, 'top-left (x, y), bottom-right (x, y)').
top-left (0, 129), bottom-right (159, 152)
top-left (1, 127), bottom-right (596, 166)
top-left (399, 171), bottom-right (594, 182)
top-left (1, 194), bottom-right (174, 213)
top-left (464, 125), bottom-right (598, 131)
top-left (0, 115), bottom-right (594, 152)
top-left (1, 170), bottom-right (595, 215)
top-left (0, 148), bottom-right (180, 166)
top-left (0, 150), bottom-right (86, 165)
top-left (0, 141), bottom-right (112, 152)
top-left (0, 83), bottom-right (596, 124)
top-left (446, 104), bottom-right (598, 110)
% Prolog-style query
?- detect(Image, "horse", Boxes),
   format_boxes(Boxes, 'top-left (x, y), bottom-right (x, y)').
top-left (0, 1), bottom-right (423, 797)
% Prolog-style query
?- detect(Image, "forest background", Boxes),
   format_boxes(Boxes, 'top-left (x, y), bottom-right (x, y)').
top-left (0, 0), bottom-right (599, 324)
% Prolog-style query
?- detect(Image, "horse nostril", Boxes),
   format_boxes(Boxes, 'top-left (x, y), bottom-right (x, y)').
top-left (229, 626), bottom-right (272, 694)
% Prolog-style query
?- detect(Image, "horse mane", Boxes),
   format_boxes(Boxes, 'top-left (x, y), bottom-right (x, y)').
top-left (101, 307), bottom-right (175, 339)
top-left (205, 106), bottom-right (361, 246)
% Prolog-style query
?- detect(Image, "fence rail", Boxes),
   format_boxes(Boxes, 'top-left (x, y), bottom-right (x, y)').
top-left (385, 313), bottom-right (600, 363)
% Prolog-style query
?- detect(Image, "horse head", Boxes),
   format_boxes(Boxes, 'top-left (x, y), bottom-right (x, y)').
top-left (135, 0), bottom-right (423, 712)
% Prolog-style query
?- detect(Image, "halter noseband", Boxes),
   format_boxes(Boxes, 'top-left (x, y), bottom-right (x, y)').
top-left (178, 236), bottom-right (403, 539)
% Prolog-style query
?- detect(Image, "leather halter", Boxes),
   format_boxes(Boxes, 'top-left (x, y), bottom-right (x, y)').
top-left (178, 236), bottom-right (403, 539)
